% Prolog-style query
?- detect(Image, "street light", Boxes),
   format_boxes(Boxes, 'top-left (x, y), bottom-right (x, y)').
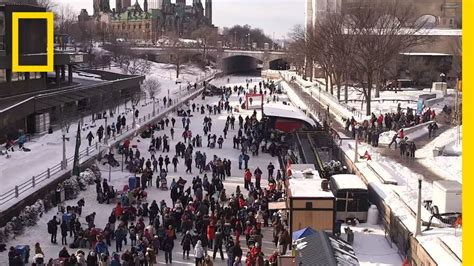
top-left (104, 116), bottom-right (108, 144)
top-left (132, 105), bottom-right (136, 128)
top-left (108, 145), bottom-right (112, 182)
top-left (61, 128), bottom-right (68, 170)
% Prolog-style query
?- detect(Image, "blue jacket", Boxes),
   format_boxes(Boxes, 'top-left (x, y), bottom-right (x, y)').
top-left (95, 241), bottom-right (109, 255)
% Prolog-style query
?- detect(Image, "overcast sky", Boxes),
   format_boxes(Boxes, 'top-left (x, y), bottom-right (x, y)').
top-left (54, 0), bottom-right (305, 38)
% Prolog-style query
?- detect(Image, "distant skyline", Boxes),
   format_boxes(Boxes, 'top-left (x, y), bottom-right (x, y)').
top-left (54, 0), bottom-right (305, 38)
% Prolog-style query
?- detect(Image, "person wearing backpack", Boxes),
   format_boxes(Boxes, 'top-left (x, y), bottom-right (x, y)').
top-left (129, 223), bottom-right (137, 247)
top-left (47, 216), bottom-right (60, 244)
top-left (181, 231), bottom-right (193, 260)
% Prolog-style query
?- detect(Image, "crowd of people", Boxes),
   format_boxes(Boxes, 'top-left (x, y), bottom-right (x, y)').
top-left (8, 79), bottom-right (290, 266)
top-left (344, 103), bottom-right (445, 159)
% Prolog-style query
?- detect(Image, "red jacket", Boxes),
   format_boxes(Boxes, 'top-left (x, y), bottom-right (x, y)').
top-left (207, 225), bottom-right (215, 240)
top-left (115, 204), bottom-right (123, 218)
top-left (244, 171), bottom-right (252, 181)
top-left (399, 130), bottom-right (405, 139)
top-left (377, 115), bottom-right (383, 125)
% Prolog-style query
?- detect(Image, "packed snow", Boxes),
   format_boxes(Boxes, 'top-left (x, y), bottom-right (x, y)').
top-left (0, 63), bottom-right (216, 207)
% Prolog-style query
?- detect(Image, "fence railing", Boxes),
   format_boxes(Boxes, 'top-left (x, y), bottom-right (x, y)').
top-left (0, 71), bottom-right (218, 207)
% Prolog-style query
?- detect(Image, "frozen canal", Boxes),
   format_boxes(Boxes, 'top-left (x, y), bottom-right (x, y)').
top-left (0, 74), bottom-right (280, 265)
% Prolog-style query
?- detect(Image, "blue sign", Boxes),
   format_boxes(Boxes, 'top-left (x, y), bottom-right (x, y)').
top-left (416, 99), bottom-right (424, 115)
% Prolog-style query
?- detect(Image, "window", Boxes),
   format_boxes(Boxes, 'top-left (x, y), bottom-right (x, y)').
top-left (11, 72), bottom-right (25, 81)
top-left (0, 69), bottom-right (6, 82)
top-left (0, 11), bottom-right (4, 50)
top-left (139, 24), bottom-right (142, 29)
top-left (305, 202), bottom-right (313, 209)
top-left (30, 72), bottom-right (42, 79)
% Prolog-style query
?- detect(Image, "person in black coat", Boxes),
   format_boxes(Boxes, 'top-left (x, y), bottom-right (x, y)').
top-left (181, 231), bottom-right (193, 260)
top-left (163, 237), bottom-right (174, 264)
top-left (213, 229), bottom-right (225, 260)
top-left (58, 247), bottom-right (70, 259)
top-left (86, 251), bottom-right (98, 266)
top-left (61, 220), bottom-right (68, 245)
top-left (48, 216), bottom-right (60, 244)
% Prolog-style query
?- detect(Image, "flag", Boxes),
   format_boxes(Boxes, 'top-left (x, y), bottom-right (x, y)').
top-left (72, 122), bottom-right (81, 176)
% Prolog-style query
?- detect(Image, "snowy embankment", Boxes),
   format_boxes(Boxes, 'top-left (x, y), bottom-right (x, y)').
top-left (281, 70), bottom-right (458, 123)
top-left (417, 126), bottom-right (462, 183)
top-left (0, 62), bottom-right (216, 208)
top-left (280, 76), bottom-right (462, 265)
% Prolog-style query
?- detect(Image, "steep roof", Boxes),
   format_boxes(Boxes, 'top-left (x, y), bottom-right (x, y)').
top-left (295, 231), bottom-right (359, 266)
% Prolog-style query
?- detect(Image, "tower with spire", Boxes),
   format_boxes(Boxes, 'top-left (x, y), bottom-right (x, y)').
top-left (205, 0), bottom-right (212, 24)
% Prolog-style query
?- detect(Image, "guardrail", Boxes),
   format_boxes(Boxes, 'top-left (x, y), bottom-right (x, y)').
top-left (0, 71), bottom-right (219, 207)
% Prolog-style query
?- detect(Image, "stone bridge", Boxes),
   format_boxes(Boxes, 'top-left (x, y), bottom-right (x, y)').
top-left (131, 46), bottom-right (289, 73)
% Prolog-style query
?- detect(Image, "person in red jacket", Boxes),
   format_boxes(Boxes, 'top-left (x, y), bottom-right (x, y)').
top-left (244, 169), bottom-right (252, 190)
top-left (399, 129), bottom-right (405, 140)
top-left (114, 202), bottom-right (123, 218)
top-left (377, 114), bottom-right (384, 128)
top-left (207, 223), bottom-right (215, 249)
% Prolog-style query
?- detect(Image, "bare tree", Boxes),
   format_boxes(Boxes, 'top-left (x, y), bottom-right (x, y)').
top-left (343, 0), bottom-right (428, 115)
top-left (310, 13), bottom-right (356, 102)
top-left (108, 44), bottom-right (132, 68)
top-left (288, 25), bottom-right (311, 78)
top-left (37, 0), bottom-right (57, 11)
top-left (124, 57), bottom-right (152, 75)
top-left (164, 34), bottom-right (192, 79)
top-left (191, 26), bottom-right (219, 64)
top-left (54, 3), bottom-right (76, 35)
top-left (142, 77), bottom-right (162, 103)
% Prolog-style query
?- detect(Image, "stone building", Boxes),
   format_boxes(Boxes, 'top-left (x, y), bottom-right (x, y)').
top-left (86, 0), bottom-right (214, 42)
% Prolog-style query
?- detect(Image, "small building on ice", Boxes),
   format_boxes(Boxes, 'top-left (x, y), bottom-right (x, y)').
top-left (279, 228), bottom-right (359, 266)
top-left (330, 174), bottom-right (369, 222)
top-left (285, 164), bottom-right (336, 234)
top-left (295, 230), bottom-right (359, 266)
top-left (263, 103), bottom-right (317, 133)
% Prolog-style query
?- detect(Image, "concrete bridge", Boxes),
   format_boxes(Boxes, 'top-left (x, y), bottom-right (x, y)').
top-left (131, 46), bottom-right (289, 73)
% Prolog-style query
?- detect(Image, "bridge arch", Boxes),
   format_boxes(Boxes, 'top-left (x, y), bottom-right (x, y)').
top-left (269, 58), bottom-right (290, 70)
top-left (220, 55), bottom-right (263, 74)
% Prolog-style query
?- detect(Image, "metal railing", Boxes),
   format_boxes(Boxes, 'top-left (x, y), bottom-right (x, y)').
top-left (0, 71), bottom-right (219, 207)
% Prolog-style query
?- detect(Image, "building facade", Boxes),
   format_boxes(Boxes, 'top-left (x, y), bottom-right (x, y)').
top-left (86, 0), bottom-right (214, 41)
top-left (305, 0), bottom-right (462, 30)
top-left (303, 0), bottom-right (462, 80)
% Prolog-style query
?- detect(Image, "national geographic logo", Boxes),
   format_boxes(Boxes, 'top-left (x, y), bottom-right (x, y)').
top-left (12, 12), bottom-right (54, 72)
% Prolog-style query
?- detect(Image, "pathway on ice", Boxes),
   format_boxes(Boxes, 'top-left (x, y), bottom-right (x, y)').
top-left (285, 80), bottom-right (450, 183)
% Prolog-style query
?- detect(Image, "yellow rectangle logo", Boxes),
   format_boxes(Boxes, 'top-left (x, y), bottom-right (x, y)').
top-left (12, 12), bottom-right (54, 72)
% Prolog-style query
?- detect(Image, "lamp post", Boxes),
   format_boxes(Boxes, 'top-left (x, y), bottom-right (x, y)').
top-left (415, 178), bottom-right (422, 236)
top-left (354, 125), bottom-right (359, 163)
top-left (132, 105), bottom-right (136, 128)
top-left (61, 128), bottom-right (67, 170)
top-left (104, 116), bottom-right (108, 144)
